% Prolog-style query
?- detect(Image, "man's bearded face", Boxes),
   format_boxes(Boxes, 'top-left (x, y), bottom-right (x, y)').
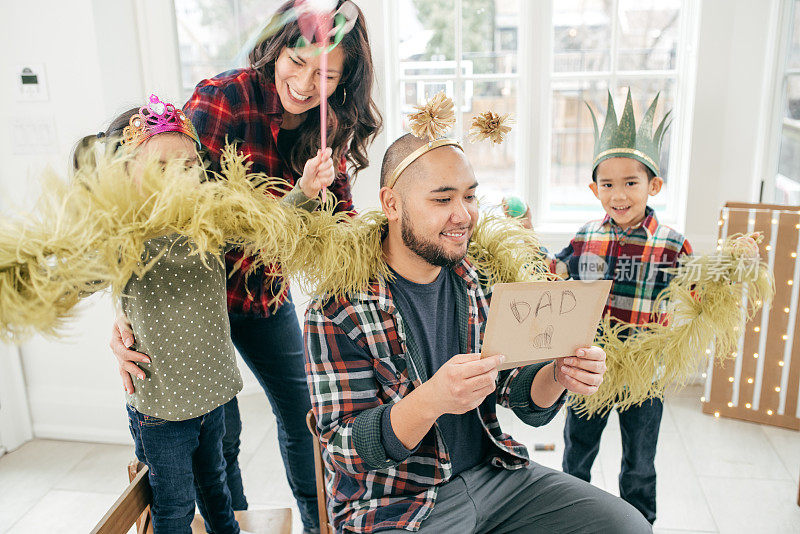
top-left (400, 208), bottom-right (472, 267)
top-left (395, 149), bottom-right (478, 267)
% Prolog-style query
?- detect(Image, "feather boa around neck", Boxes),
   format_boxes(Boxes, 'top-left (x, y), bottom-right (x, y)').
top-left (0, 144), bottom-right (550, 340)
top-left (285, 210), bottom-right (554, 301)
top-left (0, 145), bottom-right (773, 419)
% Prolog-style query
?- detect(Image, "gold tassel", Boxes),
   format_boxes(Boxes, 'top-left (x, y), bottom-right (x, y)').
top-left (408, 91), bottom-right (456, 141)
top-left (468, 111), bottom-right (514, 144)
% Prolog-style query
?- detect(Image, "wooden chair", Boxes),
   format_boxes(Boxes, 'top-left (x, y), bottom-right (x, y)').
top-left (306, 410), bottom-right (336, 534)
top-left (90, 460), bottom-right (292, 534)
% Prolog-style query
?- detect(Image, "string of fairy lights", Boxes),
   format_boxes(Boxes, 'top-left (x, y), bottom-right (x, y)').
top-left (701, 206), bottom-right (800, 421)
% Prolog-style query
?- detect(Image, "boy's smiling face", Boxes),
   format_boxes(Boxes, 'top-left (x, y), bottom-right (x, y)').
top-left (589, 157), bottom-right (663, 231)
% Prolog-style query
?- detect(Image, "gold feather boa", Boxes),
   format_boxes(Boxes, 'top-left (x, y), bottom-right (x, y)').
top-left (0, 145), bottom-right (549, 340)
top-left (569, 234), bottom-right (775, 417)
top-left (0, 144), bottom-right (773, 421)
top-left (283, 208), bottom-right (554, 301)
top-left (0, 146), bottom-right (305, 340)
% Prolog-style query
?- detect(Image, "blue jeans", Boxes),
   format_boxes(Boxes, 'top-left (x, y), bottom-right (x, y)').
top-left (209, 294), bottom-right (318, 531)
top-left (562, 398), bottom-right (663, 524)
top-left (127, 404), bottom-right (239, 534)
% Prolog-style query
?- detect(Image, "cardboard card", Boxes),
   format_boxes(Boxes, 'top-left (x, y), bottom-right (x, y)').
top-left (481, 280), bottom-right (612, 370)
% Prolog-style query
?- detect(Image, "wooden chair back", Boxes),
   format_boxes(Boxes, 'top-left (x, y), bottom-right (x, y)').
top-left (306, 410), bottom-right (336, 534)
top-left (91, 460), bottom-right (293, 533)
top-left (90, 461), bottom-right (153, 534)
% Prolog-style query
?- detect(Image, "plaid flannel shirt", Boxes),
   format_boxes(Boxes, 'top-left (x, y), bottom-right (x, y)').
top-left (304, 259), bottom-right (565, 533)
top-left (551, 206), bottom-right (692, 328)
top-left (184, 68), bottom-right (354, 317)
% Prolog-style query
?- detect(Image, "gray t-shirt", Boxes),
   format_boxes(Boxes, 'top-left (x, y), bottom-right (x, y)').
top-left (122, 235), bottom-right (242, 421)
top-left (384, 267), bottom-right (490, 476)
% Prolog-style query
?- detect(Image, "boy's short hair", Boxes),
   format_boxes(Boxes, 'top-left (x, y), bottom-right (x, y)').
top-left (591, 159), bottom-right (656, 182)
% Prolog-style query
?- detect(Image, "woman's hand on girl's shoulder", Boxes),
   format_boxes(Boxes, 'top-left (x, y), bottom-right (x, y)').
top-left (299, 147), bottom-right (336, 199)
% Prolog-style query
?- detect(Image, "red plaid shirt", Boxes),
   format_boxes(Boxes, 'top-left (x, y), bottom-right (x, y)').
top-left (184, 68), bottom-right (354, 317)
top-left (551, 207), bottom-right (692, 327)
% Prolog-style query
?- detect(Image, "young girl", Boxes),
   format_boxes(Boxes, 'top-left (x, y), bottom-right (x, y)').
top-left (79, 94), bottom-right (333, 533)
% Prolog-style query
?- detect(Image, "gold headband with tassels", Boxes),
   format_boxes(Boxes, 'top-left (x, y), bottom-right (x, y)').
top-left (386, 89), bottom-right (512, 188)
top-left (386, 138), bottom-right (463, 189)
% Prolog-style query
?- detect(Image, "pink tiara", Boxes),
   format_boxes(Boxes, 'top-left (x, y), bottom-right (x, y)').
top-left (122, 94), bottom-right (201, 148)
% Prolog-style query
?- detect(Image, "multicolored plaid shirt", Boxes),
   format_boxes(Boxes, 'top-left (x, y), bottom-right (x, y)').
top-left (551, 206), bottom-right (692, 327)
top-left (184, 68), bottom-right (353, 317)
top-left (305, 259), bottom-right (564, 533)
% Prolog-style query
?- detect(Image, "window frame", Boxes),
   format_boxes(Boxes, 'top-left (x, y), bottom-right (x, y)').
top-left (383, 0), bottom-right (700, 235)
top-left (758, 0), bottom-right (800, 204)
top-left (384, 0), bottom-right (521, 143)
top-left (530, 0), bottom-right (700, 234)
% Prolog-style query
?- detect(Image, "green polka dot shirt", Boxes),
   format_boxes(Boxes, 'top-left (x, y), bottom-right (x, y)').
top-left (122, 235), bottom-right (243, 421)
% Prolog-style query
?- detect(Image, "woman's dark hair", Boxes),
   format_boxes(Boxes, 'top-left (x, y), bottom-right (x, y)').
top-left (248, 0), bottom-right (382, 178)
top-left (71, 107), bottom-right (139, 171)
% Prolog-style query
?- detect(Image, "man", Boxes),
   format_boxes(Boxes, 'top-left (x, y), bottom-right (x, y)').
top-left (304, 133), bottom-right (651, 533)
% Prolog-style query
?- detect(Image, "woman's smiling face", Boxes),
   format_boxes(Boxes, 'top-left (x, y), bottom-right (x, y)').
top-left (273, 44), bottom-right (345, 116)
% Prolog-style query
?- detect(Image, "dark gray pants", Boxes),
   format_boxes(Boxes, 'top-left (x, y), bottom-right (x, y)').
top-left (380, 461), bottom-right (651, 534)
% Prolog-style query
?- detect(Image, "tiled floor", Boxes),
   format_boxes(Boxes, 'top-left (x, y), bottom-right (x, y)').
top-left (1, 385), bottom-right (798, 533)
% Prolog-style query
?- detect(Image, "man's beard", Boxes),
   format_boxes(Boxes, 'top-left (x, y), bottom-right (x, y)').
top-left (400, 210), bottom-right (470, 268)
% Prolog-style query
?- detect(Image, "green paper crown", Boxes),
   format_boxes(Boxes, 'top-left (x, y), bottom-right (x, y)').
top-left (587, 88), bottom-right (672, 176)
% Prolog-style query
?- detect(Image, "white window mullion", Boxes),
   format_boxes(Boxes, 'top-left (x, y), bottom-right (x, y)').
top-left (757, 0), bottom-right (796, 204)
top-left (610, 0), bottom-right (620, 92)
top-left (668, 0), bottom-right (701, 232)
top-left (527, 1), bottom-right (553, 225)
top-left (398, 73), bottom-right (519, 82)
top-left (550, 71), bottom-right (676, 82)
top-left (383, 0), bottom-right (401, 140)
top-left (454, 0), bottom-right (464, 139)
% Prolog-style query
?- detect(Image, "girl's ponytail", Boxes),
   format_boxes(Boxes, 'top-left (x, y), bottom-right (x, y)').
top-left (71, 107), bottom-right (139, 172)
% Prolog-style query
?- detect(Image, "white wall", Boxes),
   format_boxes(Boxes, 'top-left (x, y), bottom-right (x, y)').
top-left (683, 0), bottom-right (779, 253)
top-left (0, 0), bottom-right (146, 444)
top-left (0, 342), bottom-right (33, 452)
top-left (0, 0), bottom-right (783, 446)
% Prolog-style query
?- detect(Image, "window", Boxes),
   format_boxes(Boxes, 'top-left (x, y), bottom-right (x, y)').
top-left (773, 0), bottom-right (800, 205)
top-left (545, 0), bottom-right (695, 226)
top-left (388, 0), bottom-right (521, 205)
top-left (173, 0), bottom-right (282, 102)
top-left (386, 0), bottom-right (698, 228)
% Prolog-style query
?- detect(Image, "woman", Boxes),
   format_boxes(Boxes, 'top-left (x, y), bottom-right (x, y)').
top-left (110, 2), bottom-right (381, 532)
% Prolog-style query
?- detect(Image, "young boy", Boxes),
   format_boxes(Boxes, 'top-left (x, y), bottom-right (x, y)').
top-left (553, 89), bottom-right (692, 525)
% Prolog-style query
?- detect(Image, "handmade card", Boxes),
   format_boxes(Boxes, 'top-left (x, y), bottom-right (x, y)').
top-left (481, 280), bottom-right (612, 370)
